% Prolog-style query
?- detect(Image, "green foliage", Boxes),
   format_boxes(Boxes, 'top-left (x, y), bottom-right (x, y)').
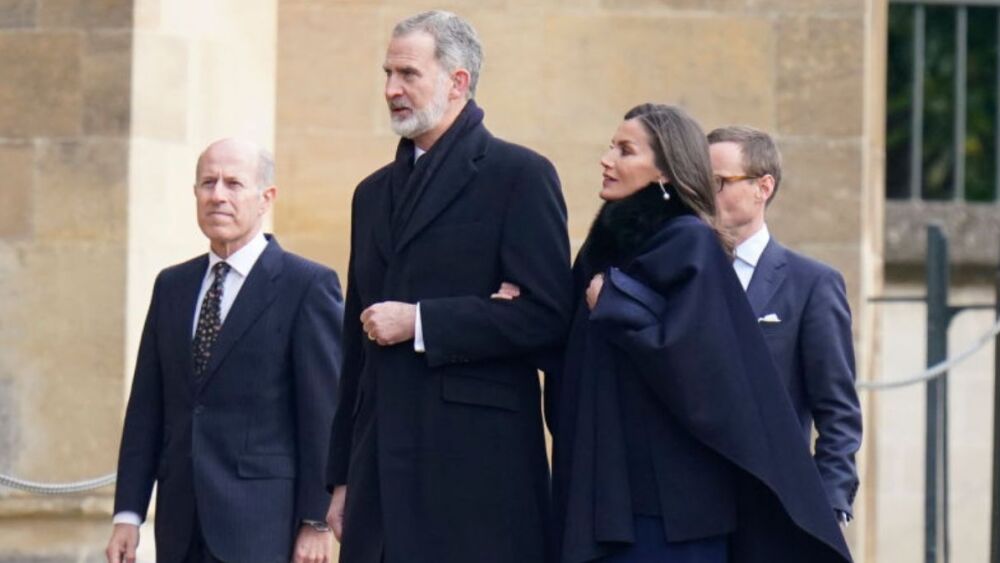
top-left (885, 4), bottom-right (998, 203)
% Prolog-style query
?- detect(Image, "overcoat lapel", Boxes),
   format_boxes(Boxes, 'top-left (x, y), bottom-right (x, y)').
top-left (197, 238), bottom-right (282, 389)
top-left (745, 239), bottom-right (787, 317)
top-left (369, 174), bottom-right (394, 263)
top-left (392, 128), bottom-right (489, 253)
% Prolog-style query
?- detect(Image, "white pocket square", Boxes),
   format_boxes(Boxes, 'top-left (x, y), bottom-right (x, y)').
top-left (758, 313), bottom-right (781, 324)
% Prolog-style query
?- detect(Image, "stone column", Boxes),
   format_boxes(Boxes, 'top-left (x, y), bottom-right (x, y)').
top-left (0, 0), bottom-right (277, 559)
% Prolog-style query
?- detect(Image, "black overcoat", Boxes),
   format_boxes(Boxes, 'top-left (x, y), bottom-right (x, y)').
top-left (327, 117), bottom-right (573, 563)
top-left (550, 215), bottom-right (853, 563)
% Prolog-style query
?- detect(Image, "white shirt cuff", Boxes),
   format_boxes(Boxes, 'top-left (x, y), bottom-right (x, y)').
top-left (413, 302), bottom-right (425, 353)
top-left (113, 511), bottom-right (142, 526)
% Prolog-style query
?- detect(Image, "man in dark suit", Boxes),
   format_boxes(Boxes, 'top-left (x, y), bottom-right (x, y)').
top-left (708, 125), bottom-right (863, 525)
top-left (106, 138), bottom-right (344, 563)
top-left (324, 10), bottom-right (572, 563)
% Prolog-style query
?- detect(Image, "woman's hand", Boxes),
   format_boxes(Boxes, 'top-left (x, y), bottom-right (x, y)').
top-left (585, 273), bottom-right (604, 311)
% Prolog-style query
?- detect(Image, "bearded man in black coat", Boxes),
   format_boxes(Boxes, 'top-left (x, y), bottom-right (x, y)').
top-left (324, 10), bottom-right (573, 563)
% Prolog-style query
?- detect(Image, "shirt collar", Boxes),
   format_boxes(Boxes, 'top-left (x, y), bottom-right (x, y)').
top-left (207, 231), bottom-right (268, 278)
top-left (414, 145), bottom-right (426, 161)
top-left (734, 224), bottom-right (770, 268)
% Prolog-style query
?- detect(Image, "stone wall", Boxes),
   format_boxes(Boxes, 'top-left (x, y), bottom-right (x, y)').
top-left (0, 0), bottom-right (133, 559)
top-left (886, 200), bottom-right (1000, 266)
top-left (876, 281), bottom-right (996, 563)
top-left (0, 0), bottom-right (278, 560)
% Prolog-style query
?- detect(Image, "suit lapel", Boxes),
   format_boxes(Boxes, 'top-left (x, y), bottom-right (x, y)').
top-left (746, 239), bottom-right (787, 317)
top-left (172, 256), bottom-right (208, 379)
top-left (392, 128), bottom-right (489, 253)
top-left (197, 237), bottom-right (282, 389)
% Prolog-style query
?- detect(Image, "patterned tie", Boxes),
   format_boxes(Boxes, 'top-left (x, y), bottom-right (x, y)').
top-left (193, 261), bottom-right (231, 376)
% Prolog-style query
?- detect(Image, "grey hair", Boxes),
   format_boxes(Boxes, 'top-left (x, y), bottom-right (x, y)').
top-left (256, 148), bottom-right (275, 190)
top-left (393, 10), bottom-right (483, 99)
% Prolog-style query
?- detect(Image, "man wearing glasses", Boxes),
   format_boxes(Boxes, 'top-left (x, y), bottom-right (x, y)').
top-left (708, 125), bottom-right (863, 528)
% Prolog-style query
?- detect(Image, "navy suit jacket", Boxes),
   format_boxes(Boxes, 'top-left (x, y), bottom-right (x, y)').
top-left (113, 236), bottom-right (344, 563)
top-left (746, 238), bottom-right (862, 515)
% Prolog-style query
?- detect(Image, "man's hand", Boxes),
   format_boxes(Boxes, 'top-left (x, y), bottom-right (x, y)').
top-left (292, 525), bottom-right (333, 563)
top-left (585, 273), bottom-right (604, 311)
top-left (326, 485), bottom-right (347, 542)
top-left (490, 282), bottom-right (521, 301)
top-left (105, 524), bottom-right (139, 563)
top-left (361, 302), bottom-right (416, 346)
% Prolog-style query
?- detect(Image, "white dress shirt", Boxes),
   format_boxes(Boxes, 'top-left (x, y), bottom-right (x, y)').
top-left (113, 231), bottom-right (269, 527)
top-left (191, 231), bottom-right (269, 336)
top-left (732, 224), bottom-right (770, 291)
top-left (413, 145), bottom-right (427, 353)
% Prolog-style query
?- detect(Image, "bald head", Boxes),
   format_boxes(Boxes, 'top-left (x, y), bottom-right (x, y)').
top-left (194, 138), bottom-right (277, 258)
top-left (196, 138), bottom-right (275, 191)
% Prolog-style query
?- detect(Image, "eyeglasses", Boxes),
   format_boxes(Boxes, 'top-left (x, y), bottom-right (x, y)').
top-left (713, 174), bottom-right (761, 193)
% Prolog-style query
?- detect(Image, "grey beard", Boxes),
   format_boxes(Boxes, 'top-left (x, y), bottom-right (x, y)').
top-left (390, 90), bottom-right (450, 139)
top-left (391, 111), bottom-right (435, 139)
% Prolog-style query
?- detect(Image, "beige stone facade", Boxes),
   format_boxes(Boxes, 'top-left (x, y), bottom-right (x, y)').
top-left (0, 0), bottom-right (133, 559)
top-left (0, 0), bottom-right (888, 561)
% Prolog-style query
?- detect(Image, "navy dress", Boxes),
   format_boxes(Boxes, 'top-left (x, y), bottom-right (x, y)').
top-left (598, 517), bottom-right (728, 563)
top-left (547, 187), bottom-right (852, 563)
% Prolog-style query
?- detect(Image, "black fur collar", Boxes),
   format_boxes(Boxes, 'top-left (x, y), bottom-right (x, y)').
top-left (577, 183), bottom-right (694, 277)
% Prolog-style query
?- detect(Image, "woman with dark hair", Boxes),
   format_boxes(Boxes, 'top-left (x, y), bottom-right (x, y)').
top-left (547, 104), bottom-right (853, 563)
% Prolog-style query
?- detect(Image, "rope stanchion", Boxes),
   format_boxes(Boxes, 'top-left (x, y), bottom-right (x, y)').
top-left (858, 315), bottom-right (1000, 391)
top-left (0, 472), bottom-right (115, 495)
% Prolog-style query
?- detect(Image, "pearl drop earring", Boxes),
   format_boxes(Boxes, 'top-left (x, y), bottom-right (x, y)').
top-left (658, 179), bottom-right (671, 201)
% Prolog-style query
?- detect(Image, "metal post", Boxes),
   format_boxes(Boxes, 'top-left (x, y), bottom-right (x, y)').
top-left (926, 225), bottom-right (949, 563)
top-left (954, 6), bottom-right (967, 202)
top-left (911, 4), bottom-right (927, 201)
top-left (990, 235), bottom-right (1000, 563)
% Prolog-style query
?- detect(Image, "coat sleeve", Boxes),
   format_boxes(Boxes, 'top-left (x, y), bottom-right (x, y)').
top-left (799, 268), bottom-right (862, 515)
top-left (291, 268), bottom-right (344, 521)
top-left (419, 153), bottom-right (573, 367)
top-left (326, 209), bottom-right (366, 490)
top-left (113, 273), bottom-right (166, 520)
top-left (587, 227), bottom-right (755, 434)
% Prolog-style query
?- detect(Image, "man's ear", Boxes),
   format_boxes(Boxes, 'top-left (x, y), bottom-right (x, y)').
top-left (259, 185), bottom-right (277, 215)
top-left (450, 69), bottom-right (471, 100)
top-left (757, 174), bottom-right (775, 204)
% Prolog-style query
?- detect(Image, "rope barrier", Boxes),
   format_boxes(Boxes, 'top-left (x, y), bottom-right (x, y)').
top-left (857, 314), bottom-right (1000, 390)
top-left (0, 472), bottom-right (116, 494)
top-left (1, 314), bottom-right (998, 495)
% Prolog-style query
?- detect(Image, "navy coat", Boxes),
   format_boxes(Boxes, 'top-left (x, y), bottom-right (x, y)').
top-left (326, 112), bottom-right (573, 563)
top-left (746, 239), bottom-right (862, 515)
top-left (550, 215), bottom-right (852, 563)
top-left (114, 237), bottom-right (344, 563)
